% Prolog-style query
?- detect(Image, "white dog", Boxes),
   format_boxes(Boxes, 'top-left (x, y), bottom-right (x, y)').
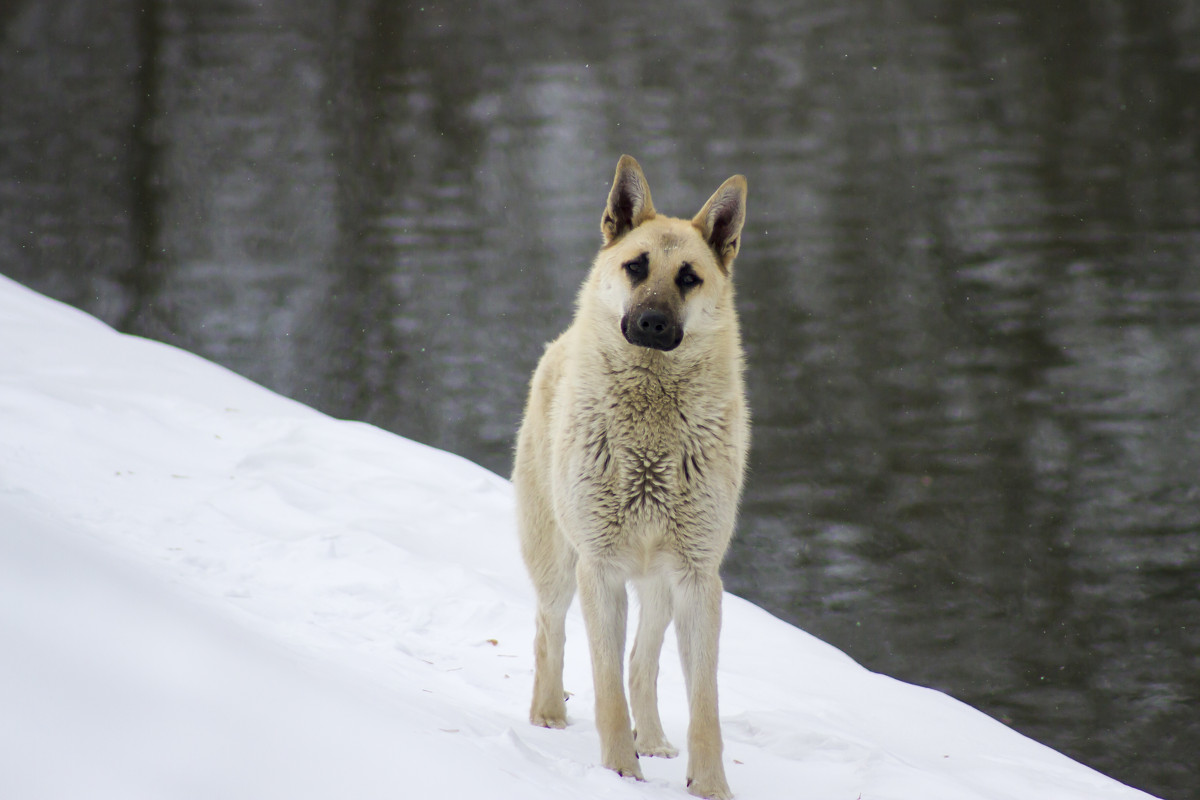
top-left (513, 155), bottom-right (749, 800)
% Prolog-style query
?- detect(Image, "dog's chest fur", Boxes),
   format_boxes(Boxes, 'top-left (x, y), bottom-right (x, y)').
top-left (562, 351), bottom-right (742, 560)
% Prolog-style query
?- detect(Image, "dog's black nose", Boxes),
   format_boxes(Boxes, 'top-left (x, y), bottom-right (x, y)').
top-left (624, 308), bottom-right (682, 351)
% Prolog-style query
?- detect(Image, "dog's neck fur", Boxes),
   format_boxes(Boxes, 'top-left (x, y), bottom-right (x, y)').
top-left (570, 293), bottom-right (744, 419)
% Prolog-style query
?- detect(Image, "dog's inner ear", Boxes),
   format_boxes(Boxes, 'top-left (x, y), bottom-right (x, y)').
top-left (692, 175), bottom-right (748, 273)
top-left (602, 155), bottom-right (656, 245)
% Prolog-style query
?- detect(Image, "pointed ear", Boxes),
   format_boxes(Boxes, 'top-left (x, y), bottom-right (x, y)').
top-left (692, 174), bottom-right (747, 272)
top-left (601, 155), bottom-right (656, 245)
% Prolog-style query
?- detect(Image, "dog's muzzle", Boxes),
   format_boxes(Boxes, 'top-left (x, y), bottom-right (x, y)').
top-left (622, 308), bottom-right (683, 351)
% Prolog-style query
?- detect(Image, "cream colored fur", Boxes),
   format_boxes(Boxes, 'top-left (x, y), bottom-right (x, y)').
top-left (513, 155), bottom-right (749, 800)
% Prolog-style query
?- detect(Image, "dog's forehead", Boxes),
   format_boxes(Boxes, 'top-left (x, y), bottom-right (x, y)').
top-left (657, 231), bottom-right (687, 252)
top-left (625, 219), bottom-right (710, 262)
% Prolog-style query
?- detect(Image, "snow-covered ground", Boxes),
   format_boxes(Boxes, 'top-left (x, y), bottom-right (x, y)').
top-left (0, 273), bottom-right (1158, 800)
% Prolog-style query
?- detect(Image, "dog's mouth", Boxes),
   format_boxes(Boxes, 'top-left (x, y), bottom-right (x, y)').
top-left (621, 310), bottom-right (683, 352)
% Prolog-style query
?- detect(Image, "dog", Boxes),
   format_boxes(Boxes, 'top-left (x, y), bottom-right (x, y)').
top-left (513, 155), bottom-right (749, 800)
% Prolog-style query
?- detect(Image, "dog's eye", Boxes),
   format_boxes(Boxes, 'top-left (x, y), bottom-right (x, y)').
top-left (676, 265), bottom-right (702, 290)
top-left (623, 253), bottom-right (649, 282)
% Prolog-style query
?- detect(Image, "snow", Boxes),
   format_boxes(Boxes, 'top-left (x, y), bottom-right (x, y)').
top-left (0, 273), bottom-right (1157, 800)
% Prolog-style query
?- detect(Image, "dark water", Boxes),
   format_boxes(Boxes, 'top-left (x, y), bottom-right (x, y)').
top-left (4, 2), bottom-right (1198, 796)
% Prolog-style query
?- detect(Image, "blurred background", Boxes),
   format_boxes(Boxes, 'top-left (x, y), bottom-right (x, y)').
top-left (3, 1), bottom-right (1198, 797)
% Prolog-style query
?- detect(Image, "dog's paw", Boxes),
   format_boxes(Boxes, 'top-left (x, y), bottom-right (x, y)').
top-left (530, 710), bottom-right (567, 729)
top-left (635, 737), bottom-right (679, 758)
top-left (607, 758), bottom-right (645, 782)
top-left (687, 773), bottom-right (733, 800)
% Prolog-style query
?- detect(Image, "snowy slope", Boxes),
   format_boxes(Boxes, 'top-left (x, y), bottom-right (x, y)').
top-left (0, 274), bottom-right (1157, 800)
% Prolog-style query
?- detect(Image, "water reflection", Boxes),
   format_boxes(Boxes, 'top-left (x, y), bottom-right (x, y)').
top-left (3, 1), bottom-right (1198, 796)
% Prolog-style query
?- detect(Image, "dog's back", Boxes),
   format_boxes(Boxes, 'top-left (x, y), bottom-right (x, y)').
top-left (514, 155), bottom-right (748, 800)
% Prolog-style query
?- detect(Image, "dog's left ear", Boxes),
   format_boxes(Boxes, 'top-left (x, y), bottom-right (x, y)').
top-left (692, 175), bottom-right (747, 273)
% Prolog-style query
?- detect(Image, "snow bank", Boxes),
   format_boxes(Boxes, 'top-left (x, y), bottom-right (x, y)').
top-left (0, 274), bottom-right (1157, 800)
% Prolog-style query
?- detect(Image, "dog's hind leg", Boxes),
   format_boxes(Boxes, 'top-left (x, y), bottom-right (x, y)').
top-left (673, 568), bottom-right (732, 800)
top-left (577, 558), bottom-right (643, 780)
top-left (630, 574), bottom-right (679, 758)
top-left (528, 532), bottom-right (576, 729)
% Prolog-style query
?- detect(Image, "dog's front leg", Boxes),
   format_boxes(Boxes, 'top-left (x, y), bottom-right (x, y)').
top-left (576, 558), bottom-right (643, 781)
top-left (630, 574), bottom-right (678, 757)
top-left (673, 569), bottom-right (732, 800)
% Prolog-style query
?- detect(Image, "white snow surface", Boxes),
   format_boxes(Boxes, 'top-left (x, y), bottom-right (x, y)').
top-left (0, 274), bottom-right (1157, 800)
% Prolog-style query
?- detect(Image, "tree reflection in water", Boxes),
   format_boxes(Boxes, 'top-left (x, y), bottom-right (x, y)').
top-left (3, 2), bottom-right (1197, 796)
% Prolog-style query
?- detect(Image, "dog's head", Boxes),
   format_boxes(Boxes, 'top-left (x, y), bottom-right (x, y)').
top-left (591, 155), bottom-right (747, 353)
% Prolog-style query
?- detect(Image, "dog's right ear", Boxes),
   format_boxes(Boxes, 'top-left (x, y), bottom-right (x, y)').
top-left (601, 155), bottom-right (656, 245)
